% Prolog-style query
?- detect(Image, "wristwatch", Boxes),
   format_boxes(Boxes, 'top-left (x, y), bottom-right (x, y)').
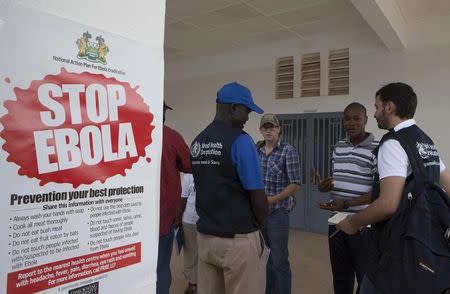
top-left (342, 200), bottom-right (350, 210)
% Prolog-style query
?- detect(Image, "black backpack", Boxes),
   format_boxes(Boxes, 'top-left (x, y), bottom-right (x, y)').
top-left (364, 130), bottom-right (450, 294)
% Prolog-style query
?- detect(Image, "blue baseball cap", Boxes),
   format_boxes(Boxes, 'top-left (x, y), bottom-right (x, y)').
top-left (216, 82), bottom-right (264, 114)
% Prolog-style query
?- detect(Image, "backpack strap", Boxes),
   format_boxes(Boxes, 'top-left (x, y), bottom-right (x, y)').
top-left (389, 129), bottom-right (428, 194)
top-left (390, 129), bottom-right (450, 207)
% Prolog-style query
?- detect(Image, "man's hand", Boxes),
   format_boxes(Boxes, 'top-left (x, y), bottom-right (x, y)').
top-left (267, 196), bottom-right (277, 205)
top-left (314, 172), bottom-right (333, 192)
top-left (249, 190), bottom-right (269, 227)
top-left (175, 198), bottom-right (187, 229)
top-left (336, 215), bottom-right (360, 235)
top-left (266, 184), bottom-right (300, 207)
top-left (318, 199), bottom-right (344, 211)
top-left (173, 215), bottom-right (182, 228)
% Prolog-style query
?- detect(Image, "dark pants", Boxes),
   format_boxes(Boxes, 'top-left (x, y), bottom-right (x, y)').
top-left (263, 208), bottom-right (292, 294)
top-left (329, 225), bottom-right (366, 294)
top-left (157, 226), bottom-right (174, 294)
top-left (360, 276), bottom-right (382, 294)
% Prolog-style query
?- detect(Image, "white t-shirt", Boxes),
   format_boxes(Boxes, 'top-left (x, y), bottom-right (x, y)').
top-left (377, 119), bottom-right (446, 179)
top-left (181, 174), bottom-right (199, 225)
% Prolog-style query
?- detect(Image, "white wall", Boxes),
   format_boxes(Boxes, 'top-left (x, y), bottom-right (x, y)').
top-left (12, 0), bottom-right (165, 47)
top-left (165, 42), bottom-right (450, 165)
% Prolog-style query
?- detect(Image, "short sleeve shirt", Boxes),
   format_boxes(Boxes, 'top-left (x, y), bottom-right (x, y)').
top-left (378, 120), bottom-right (446, 179)
top-left (231, 134), bottom-right (264, 190)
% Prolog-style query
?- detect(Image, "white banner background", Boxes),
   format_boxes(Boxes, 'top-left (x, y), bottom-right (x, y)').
top-left (0, 2), bottom-right (164, 293)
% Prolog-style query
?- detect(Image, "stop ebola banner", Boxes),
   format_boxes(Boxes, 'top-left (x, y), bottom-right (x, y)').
top-left (0, 3), bottom-right (163, 294)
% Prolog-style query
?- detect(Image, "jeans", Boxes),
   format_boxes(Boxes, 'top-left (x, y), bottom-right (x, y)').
top-left (263, 208), bottom-right (291, 294)
top-left (157, 226), bottom-right (174, 294)
top-left (329, 225), bottom-right (366, 294)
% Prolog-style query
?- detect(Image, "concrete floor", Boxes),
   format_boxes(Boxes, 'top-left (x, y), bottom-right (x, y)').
top-left (169, 229), bottom-right (334, 294)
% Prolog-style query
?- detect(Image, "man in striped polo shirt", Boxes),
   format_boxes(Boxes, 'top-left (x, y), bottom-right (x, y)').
top-left (316, 102), bottom-right (378, 294)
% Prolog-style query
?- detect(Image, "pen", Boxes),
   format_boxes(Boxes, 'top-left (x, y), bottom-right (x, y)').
top-left (329, 229), bottom-right (340, 238)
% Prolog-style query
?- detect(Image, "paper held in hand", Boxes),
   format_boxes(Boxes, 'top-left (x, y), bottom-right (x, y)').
top-left (174, 227), bottom-right (184, 255)
top-left (328, 212), bottom-right (354, 225)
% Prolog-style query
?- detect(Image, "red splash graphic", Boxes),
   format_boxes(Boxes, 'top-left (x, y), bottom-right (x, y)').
top-left (0, 68), bottom-right (154, 187)
top-left (5, 77), bottom-right (11, 83)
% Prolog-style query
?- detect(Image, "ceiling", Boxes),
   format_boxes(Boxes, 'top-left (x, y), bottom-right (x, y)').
top-left (164, 0), bottom-right (450, 62)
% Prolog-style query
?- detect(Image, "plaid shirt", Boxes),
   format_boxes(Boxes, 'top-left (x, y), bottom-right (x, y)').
top-left (258, 139), bottom-right (301, 211)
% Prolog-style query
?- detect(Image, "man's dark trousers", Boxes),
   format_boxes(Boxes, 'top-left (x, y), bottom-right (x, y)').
top-left (329, 225), bottom-right (366, 294)
top-left (157, 226), bottom-right (174, 294)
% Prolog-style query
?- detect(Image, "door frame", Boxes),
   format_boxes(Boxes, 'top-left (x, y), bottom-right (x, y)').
top-left (277, 112), bottom-right (344, 234)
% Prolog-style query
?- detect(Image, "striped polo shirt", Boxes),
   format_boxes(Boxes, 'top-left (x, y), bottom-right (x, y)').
top-left (331, 133), bottom-right (379, 211)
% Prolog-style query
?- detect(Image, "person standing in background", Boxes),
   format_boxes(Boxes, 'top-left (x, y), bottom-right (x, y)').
top-left (157, 102), bottom-right (192, 294)
top-left (316, 102), bottom-right (378, 294)
top-left (257, 113), bottom-right (301, 294)
top-left (178, 173), bottom-right (199, 294)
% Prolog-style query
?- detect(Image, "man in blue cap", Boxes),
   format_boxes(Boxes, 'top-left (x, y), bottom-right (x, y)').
top-left (191, 82), bottom-right (269, 294)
